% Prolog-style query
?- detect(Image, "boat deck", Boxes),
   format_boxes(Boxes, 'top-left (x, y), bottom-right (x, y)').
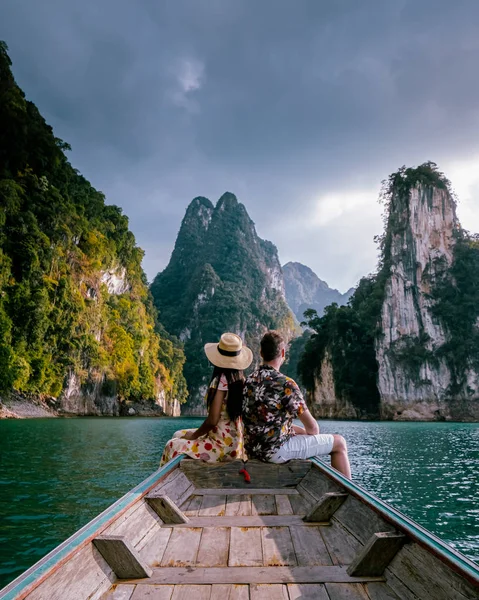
top-left (102, 462), bottom-right (399, 600)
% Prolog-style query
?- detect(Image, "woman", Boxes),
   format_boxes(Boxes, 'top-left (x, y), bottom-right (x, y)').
top-left (160, 332), bottom-right (253, 465)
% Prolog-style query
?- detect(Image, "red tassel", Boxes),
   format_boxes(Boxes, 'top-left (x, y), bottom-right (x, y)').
top-left (239, 467), bottom-right (251, 483)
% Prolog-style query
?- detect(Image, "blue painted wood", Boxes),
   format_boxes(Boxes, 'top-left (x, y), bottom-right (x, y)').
top-left (0, 455), bottom-right (184, 600)
top-left (310, 458), bottom-right (479, 587)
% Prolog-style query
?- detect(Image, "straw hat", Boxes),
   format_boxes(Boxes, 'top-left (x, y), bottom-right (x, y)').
top-left (204, 333), bottom-right (253, 370)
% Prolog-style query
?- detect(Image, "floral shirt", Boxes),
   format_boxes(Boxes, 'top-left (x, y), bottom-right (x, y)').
top-left (243, 365), bottom-right (307, 460)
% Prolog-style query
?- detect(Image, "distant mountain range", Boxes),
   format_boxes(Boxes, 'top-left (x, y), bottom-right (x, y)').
top-left (282, 261), bottom-right (354, 322)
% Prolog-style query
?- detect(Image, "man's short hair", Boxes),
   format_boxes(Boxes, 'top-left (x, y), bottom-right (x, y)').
top-left (261, 330), bottom-right (285, 362)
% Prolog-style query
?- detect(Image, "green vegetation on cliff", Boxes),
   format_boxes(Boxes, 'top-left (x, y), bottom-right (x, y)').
top-left (151, 193), bottom-right (295, 410)
top-left (0, 42), bottom-right (187, 405)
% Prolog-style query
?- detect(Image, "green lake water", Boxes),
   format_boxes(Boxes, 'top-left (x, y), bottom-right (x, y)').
top-left (0, 418), bottom-right (478, 588)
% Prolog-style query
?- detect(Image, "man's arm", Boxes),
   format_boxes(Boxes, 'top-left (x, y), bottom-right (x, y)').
top-left (297, 408), bottom-right (319, 435)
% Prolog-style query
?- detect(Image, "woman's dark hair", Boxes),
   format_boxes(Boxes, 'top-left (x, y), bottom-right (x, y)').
top-left (206, 366), bottom-right (245, 421)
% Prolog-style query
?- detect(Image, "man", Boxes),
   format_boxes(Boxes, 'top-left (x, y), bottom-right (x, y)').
top-left (243, 330), bottom-right (351, 478)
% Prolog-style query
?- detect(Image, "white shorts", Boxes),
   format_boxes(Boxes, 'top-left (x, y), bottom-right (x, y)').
top-left (269, 433), bottom-right (335, 464)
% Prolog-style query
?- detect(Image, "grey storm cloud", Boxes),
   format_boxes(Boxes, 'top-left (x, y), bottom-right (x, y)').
top-left (2, 0), bottom-right (479, 290)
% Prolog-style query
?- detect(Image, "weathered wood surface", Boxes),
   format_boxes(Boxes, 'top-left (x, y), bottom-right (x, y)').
top-left (289, 526), bottom-right (333, 566)
top-left (160, 528), bottom-right (202, 567)
top-left (149, 470), bottom-right (194, 508)
top-left (163, 515), bottom-right (325, 528)
top-left (325, 582), bottom-right (371, 600)
top-left (229, 527), bottom-right (263, 567)
top-left (93, 536), bottom-right (152, 579)
top-left (252, 494), bottom-right (276, 516)
top-left (287, 583), bottom-right (330, 600)
top-left (210, 584), bottom-right (250, 600)
top-left (27, 541), bottom-right (114, 600)
top-left (321, 520), bottom-right (364, 566)
top-left (183, 495), bottom-right (202, 517)
top-left (333, 497), bottom-right (395, 545)
top-left (146, 496), bottom-right (189, 524)
top-left (386, 542), bottom-right (479, 600)
top-left (249, 583), bottom-right (289, 599)
top-left (198, 494), bottom-right (227, 517)
top-left (300, 465), bottom-right (345, 499)
top-left (102, 502), bottom-right (161, 547)
top-left (195, 488), bottom-right (299, 496)
top-left (347, 532), bottom-right (406, 576)
top-left (225, 494), bottom-right (252, 516)
top-left (196, 528), bottom-right (230, 567)
top-left (304, 492), bottom-right (348, 522)
top-left (275, 495), bottom-right (293, 515)
top-left (180, 459), bottom-right (311, 488)
top-left (103, 584), bottom-right (136, 600)
top-left (137, 528), bottom-right (172, 567)
top-left (130, 585), bottom-right (173, 599)
top-left (126, 566), bottom-right (385, 585)
top-left (261, 527), bottom-right (296, 566)
top-left (171, 585), bottom-right (211, 600)
top-left (365, 582), bottom-right (401, 600)
top-left (289, 493), bottom-right (310, 515)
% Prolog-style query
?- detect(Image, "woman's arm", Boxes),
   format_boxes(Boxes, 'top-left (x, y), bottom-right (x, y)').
top-left (182, 388), bottom-right (226, 440)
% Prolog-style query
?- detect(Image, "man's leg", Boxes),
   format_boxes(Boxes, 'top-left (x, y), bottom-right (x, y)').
top-left (330, 434), bottom-right (351, 479)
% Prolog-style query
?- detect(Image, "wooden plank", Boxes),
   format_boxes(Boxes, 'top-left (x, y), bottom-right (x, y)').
top-left (210, 585), bottom-right (250, 600)
top-left (160, 528), bottom-right (202, 567)
top-left (27, 542), bottom-right (114, 600)
top-left (229, 527), bottom-right (263, 567)
top-left (130, 585), bottom-right (174, 599)
top-left (385, 542), bottom-right (479, 600)
top-left (146, 495), bottom-right (189, 524)
top-left (297, 483), bottom-right (318, 508)
top-left (275, 495), bottom-right (293, 515)
top-left (301, 465), bottom-right (345, 499)
top-left (251, 495), bottom-right (276, 515)
top-left (365, 582), bottom-right (401, 600)
top-left (180, 459), bottom-right (311, 488)
top-left (347, 532), bottom-right (406, 576)
top-left (325, 582), bottom-right (370, 600)
top-left (321, 520), bottom-right (363, 566)
top-left (150, 470), bottom-right (195, 507)
top-left (261, 527), bottom-right (296, 566)
top-left (290, 526), bottom-right (333, 566)
top-left (137, 528), bottom-right (172, 567)
top-left (184, 495), bottom-right (202, 517)
top-left (126, 566), bottom-right (385, 585)
top-left (103, 584), bottom-right (136, 600)
top-left (163, 515), bottom-right (323, 528)
top-left (196, 528), bottom-right (230, 566)
top-left (289, 493), bottom-right (309, 515)
top-left (93, 536), bottom-right (152, 579)
top-left (287, 583), bottom-right (330, 600)
top-left (196, 488), bottom-right (298, 496)
top-left (250, 584), bottom-right (288, 599)
top-left (225, 495), bottom-right (252, 516)
top-left (171, 585), bottom-right (211, 600)
top-left (199, 494), bottom-right (227, 516)
top-left (103, 501), bottom-right (161, 548)
top-left (333, 497), bottom-right (395, 545)
top-left (304, 493), bottom-right (348, 522)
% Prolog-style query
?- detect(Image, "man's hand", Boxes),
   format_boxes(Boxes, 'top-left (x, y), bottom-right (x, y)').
top-left (292, 424), bottom-right (307, 435)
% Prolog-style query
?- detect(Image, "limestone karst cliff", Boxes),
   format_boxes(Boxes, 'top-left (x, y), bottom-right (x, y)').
top-left (151, 193), bottom-right (296, 414)
top-left (299, 163), bottom-right (479, 421)
top-left (0, 42), bottom-right (186, 417)
top-left (283, 261), bottom-right (353, 322)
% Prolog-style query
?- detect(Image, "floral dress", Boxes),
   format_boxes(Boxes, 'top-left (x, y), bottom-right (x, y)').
top-left (160, 375), bottom-right (244, 466)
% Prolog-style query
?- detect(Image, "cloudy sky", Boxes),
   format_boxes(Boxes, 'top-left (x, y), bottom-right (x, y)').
top-left (2, 0), bottom-right (479, 291)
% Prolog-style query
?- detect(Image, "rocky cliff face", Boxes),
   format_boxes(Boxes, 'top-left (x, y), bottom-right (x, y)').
top-left (151, 192), bottom-right (296, 414)
top-left (376, 182), bottom-right (479, 420)
top-left (283, 261), bottom-right (354, 322)
top-left (300, 164), bottom-right (479, 421)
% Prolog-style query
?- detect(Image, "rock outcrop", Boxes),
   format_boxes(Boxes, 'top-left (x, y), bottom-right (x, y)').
top-left (283, 261), bottom-right (354, 322)
top-left (151, 192), bottom-right (296, 414)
